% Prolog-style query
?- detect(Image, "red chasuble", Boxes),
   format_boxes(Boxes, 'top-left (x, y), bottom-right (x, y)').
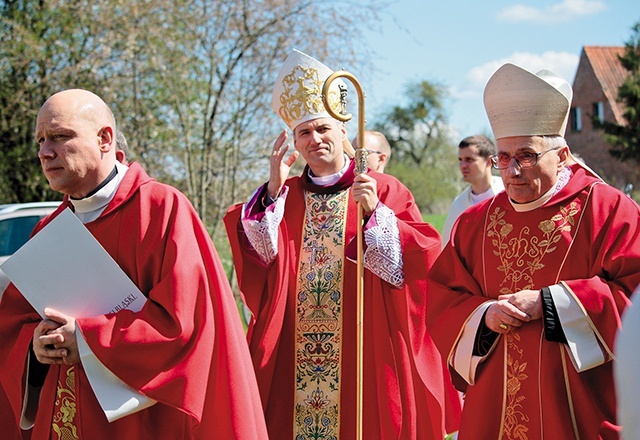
top-left (225, 162), bottom-right (462, 440)
top-left (0, 163), bottom-right (267, 439)
top-left (427, 164), bottom-right (640, 440)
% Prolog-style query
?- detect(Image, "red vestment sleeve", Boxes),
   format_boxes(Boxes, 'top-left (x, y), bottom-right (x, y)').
top-left (374, 175), bottom-right (463, 434)
top-left (0, 285), bottom-right (42, 433)
top-left (561, 184), bottom-right (640, 357)
top-left (224, 202), bottom-right (290, 408)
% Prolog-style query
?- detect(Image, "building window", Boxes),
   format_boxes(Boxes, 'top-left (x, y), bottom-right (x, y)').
top-left (592, 102), bottom-right (604, 125)
top-left (570, 107), bottom-right (582, 132)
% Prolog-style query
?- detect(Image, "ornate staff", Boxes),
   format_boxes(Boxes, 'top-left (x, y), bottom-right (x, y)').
top-left (322, 70), bottom-right (366, 440)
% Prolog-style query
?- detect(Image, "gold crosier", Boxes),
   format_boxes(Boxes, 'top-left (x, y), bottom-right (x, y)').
top-left (322, 71), bottom-right (367, 440)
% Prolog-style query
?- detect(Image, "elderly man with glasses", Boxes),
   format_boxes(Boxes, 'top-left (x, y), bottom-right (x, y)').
top-left (426, 63), bottom-right (640, 439)
top-left (351, 130), bottom-right (392, 173)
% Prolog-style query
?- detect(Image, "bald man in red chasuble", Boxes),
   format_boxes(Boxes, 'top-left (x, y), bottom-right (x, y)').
top-left (0, 89), bottom-right (267, 439)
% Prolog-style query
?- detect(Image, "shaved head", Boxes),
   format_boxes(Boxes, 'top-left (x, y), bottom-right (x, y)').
top-left (36, 89), bottom-right (117, 198)
top-left (40, 89), bottom-right (116, 132)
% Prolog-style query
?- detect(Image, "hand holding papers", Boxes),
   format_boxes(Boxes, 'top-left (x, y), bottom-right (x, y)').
top-left (0, 208), bottom-right (155, 422)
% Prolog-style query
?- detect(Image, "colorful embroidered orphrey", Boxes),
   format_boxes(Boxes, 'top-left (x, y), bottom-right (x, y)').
top-left (294, 190), bottom-right (348, 439)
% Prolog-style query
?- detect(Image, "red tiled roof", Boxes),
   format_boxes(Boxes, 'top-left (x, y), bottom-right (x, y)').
top-left (583, 46), bottom-right (628, 123)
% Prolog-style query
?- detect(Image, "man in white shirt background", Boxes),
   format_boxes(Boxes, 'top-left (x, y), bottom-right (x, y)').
top-left (441, 134), bottom-right (504, 247)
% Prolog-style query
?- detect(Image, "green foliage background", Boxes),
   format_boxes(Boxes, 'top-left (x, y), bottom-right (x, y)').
top-left (423, 214), bottom-right (446, 235)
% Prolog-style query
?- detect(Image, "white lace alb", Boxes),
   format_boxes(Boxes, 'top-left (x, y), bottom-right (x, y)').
top-left (363, 204), bottom-right (404, 288)
top-left (241, 194), bottom-right (285, 265)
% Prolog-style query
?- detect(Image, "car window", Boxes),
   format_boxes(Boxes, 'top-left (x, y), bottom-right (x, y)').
top-left (0, 216), bottom-right (42, 256)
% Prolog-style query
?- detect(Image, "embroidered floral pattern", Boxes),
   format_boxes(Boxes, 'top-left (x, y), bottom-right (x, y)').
top-left (363, 204), bottom-right (404, 288)
top-left (295, 389), bottom-right (339, 440)
top-left (52, 366), bottom-right (79, 440)
top-left (504, 332), bottom-right (530, 440)
top-left (294, 190), bottom-right (348, 440)
top-left (488, 202), bottom-right (578, 295)
top-left (487, 202), bottom-right (579, 440)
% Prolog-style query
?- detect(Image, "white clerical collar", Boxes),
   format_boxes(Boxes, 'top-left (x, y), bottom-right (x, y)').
top-left (308, 154), bottom-right (350, 186)
top-left (509, 166), bottom-right (572, 212)
top-left (70, 162), bottom-right (129, 223)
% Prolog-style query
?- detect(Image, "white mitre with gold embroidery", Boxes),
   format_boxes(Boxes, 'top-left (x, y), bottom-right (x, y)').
top-left (271, 49), bottom-right (355, 156)
top-left (483, 63), bottom-right (573, 140)
top-left (271, 49), bottom-right (346, 131)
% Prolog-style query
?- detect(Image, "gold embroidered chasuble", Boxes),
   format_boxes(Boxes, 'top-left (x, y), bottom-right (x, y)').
top-left (485, 201), bottom-right (582, 440)
top-left (294, 189), bottom-right (349, 439)
top-left (428, 164), bottom-right (640, 439)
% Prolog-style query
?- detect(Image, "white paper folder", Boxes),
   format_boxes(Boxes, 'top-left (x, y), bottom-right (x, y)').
top-left (1, 208), bottom-right (156, 422)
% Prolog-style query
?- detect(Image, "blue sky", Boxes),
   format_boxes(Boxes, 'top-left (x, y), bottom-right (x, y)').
top-left (359, 0), bottom-right (639, 139)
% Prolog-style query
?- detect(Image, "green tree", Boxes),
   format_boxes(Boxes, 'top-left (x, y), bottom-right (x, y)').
top-left (110, 1), bottom-right (382, 235)
top-left (373, 80), bottom-right (460, 213)
top-left (374, 80), bottom-right (449, 166)
top-left (0, 0), bottom-right (389, 237)
top-left (0, 0), bottom-right (111, 203)
top-left (600, 22), bottom-right (640, 164)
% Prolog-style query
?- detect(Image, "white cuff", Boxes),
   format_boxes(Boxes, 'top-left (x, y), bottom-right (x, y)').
top-left (550, 283), bottom-right (605, 372)
top-left (20, 353), bottom-right (35, 429)
top-left (451, 301), bottom-right (498, 385)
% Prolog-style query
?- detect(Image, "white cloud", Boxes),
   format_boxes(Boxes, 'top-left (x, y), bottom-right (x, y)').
top-left (498, 0), bottom-right (607, 24)
top-left (498, 5), bottom-right (543, 23)
top-left (452, 51), bottom-right (579, 101)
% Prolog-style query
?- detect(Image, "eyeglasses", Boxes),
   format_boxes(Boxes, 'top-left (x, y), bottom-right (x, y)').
top-left (491, 146), bottom-right (562, 170)
top-left (365, 149), bottom-right (382, 155)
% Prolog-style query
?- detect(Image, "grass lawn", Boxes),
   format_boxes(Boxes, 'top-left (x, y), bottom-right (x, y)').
top-left (423, 213), bottom-right (446, 235)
